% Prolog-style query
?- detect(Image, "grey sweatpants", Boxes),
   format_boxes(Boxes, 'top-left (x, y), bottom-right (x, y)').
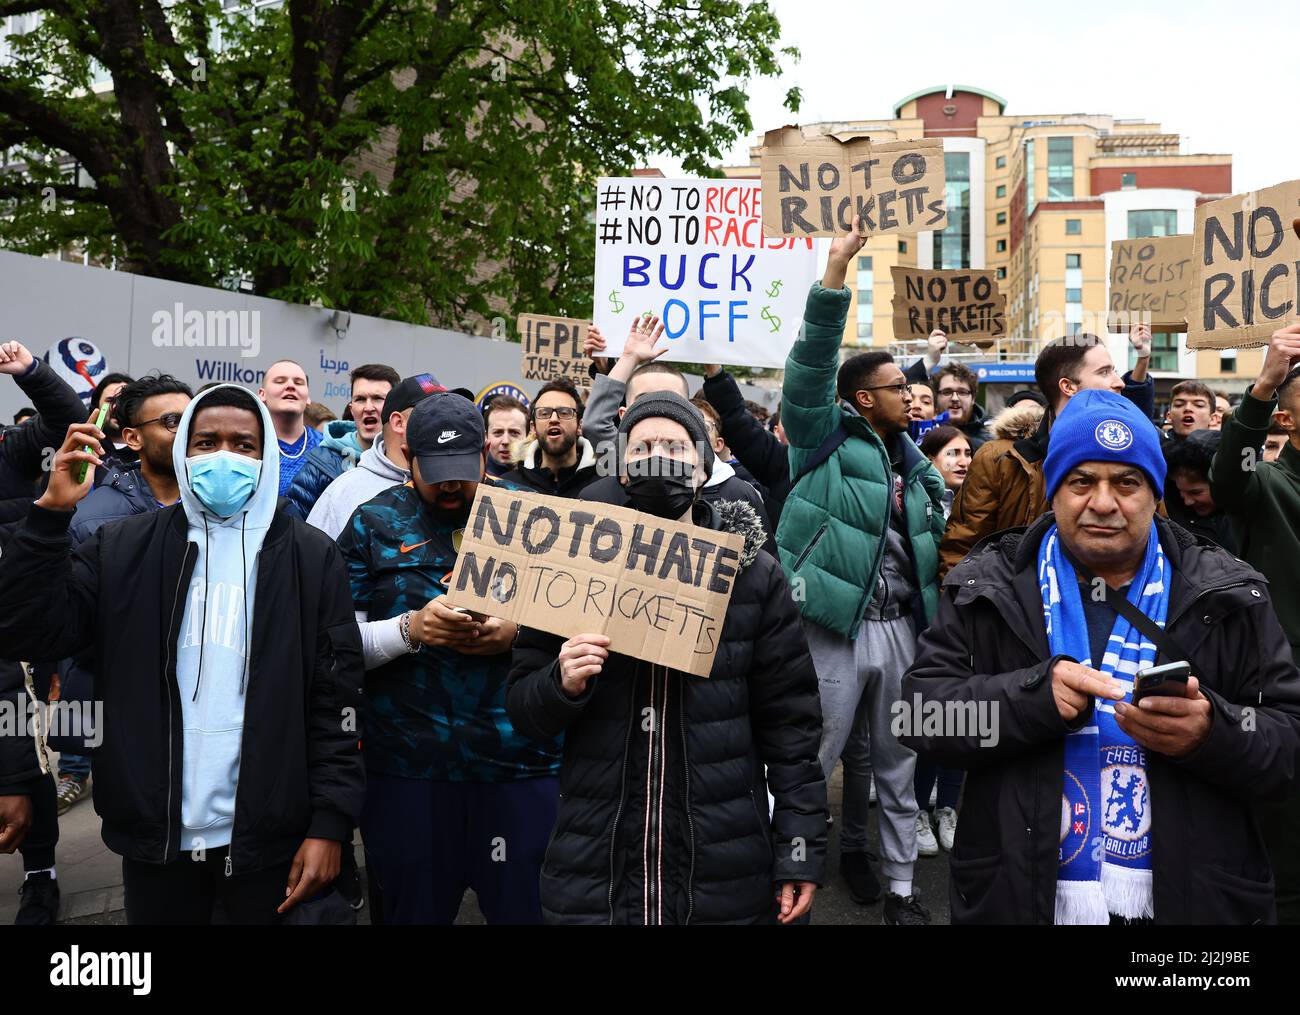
top-left (805, 614), bottom-right (919, 883)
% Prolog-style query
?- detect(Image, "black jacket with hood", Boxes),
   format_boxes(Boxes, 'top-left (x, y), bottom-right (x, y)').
top-left (501, 436), bottom-right (601, 499)
top-left (507, 493), bottom-right (827, 925)
top-left (902, 512), bottom-right (1300, 925)
top-left (0, 386), bottom-right (365, 871)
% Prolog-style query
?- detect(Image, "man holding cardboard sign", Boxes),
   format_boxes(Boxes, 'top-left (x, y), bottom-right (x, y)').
top-left (505, 392), bottom-right (827, 925)
top-left (338, 391), bottom-right (562, 925)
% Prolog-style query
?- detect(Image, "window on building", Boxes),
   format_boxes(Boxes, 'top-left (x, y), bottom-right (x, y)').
top-left (1122, 172), bottom-right (1137, 190)
top-left (1025, 138), bottom-right (1036, 216)
top-left (857, 289), bottom-right (873, 305)
top-left (1220, 355), bottom-right (1237, 374)
top-left (996, 184), bottom-right (1007, 199)
top-left (996, 156), bottom-right (1007, 169)
top-left (1066, 218), bottom-right (1082, 235)
top-left (898, 240), bottom-right (908, 254)
top-left (1047, 137), bottom-right (1074, 199)
top-left (1066, 288), bottom-right (1082, 303)
top-left (857, 256), bottom-right (873, 271)
top-left (1066, 253), bottom-right (1081, 269)
top-left (997, 267), bottom-right (1007, 279)
top-left (932, 152), bottom-right (971, 270)
top-left (996, 211), bottom-right (1007, 225)
top-left (1143, 331), bottom-right (1178, 373)
top-left (996, 239), bottom-right (1007, 252)
top-left (1127, 209), bottom-right (1178, 238)
top-left (857, 321), bottom-right (873, 340)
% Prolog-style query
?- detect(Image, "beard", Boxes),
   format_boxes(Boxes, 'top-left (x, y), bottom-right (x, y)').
top-left (541, 430), bottom-right (577, 459)
top-left (142, 442), bottom-right (176, 477)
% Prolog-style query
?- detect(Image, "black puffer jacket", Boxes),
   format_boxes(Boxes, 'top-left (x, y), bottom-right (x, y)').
top-left (507, 495), bottom-right (827, 925)
top-left (902, 513), bottom-right (1300, 925)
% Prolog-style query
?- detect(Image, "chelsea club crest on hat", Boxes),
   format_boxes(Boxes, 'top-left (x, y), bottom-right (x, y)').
top-left (1043, 389), bottom-right (1165, 499)
top-left (1094, 419), bottom-right (1134, 451)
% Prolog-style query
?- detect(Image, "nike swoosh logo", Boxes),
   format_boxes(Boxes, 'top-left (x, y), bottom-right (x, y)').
top-left (437, 432), bottom-right (459, 444)
top-left (399, 539), bottom-right (431, 553)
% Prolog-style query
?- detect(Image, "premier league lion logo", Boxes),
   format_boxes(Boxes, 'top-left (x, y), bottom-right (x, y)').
top-left (44, 337), bottom-right (108, 408)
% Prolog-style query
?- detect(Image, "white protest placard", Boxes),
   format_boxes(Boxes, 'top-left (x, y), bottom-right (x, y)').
top-left (593, 177), bottom-right (818, 369)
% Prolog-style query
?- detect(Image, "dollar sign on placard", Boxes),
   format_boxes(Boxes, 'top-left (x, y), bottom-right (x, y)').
top-left (760, 307), bottom-right (780, 333)
top-left (609, 289), bottom-right (625, 313)
top-left (764, 279), bottom-right (783, 299)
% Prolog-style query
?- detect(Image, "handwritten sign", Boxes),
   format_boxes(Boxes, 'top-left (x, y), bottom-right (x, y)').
top-left (445, 487), bottom-right (744, 677)
top-left (760, 126), bottom-right (948, 239)
top-left (1107, 235), bottom-right (1193, 332)
top-left (889, 268), bottom-right (1006, 349)
top-left (593, 177), bottom-right (817, 369)
top-left (518, 314), bottom-right (590, 392)
top-left (1189, 179), bottom-right (1300, 350)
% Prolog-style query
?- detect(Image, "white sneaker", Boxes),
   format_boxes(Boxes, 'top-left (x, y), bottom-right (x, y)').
top-left (935, 806), bottom-right (958, 852)
top-left (915, 811), bottom-right (939, 857)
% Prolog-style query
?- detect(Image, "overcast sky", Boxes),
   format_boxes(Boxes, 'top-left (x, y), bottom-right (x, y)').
top-left (650, 0), bottom-right (1298, 194)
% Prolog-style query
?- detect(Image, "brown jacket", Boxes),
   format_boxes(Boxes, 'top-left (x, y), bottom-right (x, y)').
top-left (939, 402), bottom-right (1046, 579)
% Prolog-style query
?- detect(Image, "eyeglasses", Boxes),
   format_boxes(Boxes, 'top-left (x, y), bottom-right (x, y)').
top-left (133, 412), bottom-right (183, 432)
top-left (861, 382), bottom-right (910, 395)
top-left (938, 388), bottom-right (974, 399)
top-left (534, 406), bottom-right (577, 421)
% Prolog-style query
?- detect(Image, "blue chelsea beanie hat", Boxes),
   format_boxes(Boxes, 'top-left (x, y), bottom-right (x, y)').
top-left (1043, 389), bottom-right (1165, 500)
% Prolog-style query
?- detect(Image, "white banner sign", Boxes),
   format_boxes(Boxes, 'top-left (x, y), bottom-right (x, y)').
top-left (593, 177), bottom-right (818, 369)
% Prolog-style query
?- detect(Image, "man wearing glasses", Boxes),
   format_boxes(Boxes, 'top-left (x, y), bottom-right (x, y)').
top-left (69, 373), bottom-right (193, 541)
top-left (779, 217), bottom-right (946, 925)
top-left (501, 378), bottom-right (600, 499)
top-left (933, 364), bottom-right (992, 452)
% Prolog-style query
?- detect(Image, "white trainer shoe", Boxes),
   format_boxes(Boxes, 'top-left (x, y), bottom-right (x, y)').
top-left (935, 806), bottom-right (958, 852)
top-left (915, 811), bottom-right (939, 857)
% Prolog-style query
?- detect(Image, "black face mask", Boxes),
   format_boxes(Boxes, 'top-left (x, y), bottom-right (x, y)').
top-left (625, 472), bottom-right (698, 519)
top-left (624, 451), bottom-right (700, 518)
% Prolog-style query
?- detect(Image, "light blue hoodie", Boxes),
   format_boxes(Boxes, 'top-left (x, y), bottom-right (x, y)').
top-left (170, 386), bottom-right (281, 854)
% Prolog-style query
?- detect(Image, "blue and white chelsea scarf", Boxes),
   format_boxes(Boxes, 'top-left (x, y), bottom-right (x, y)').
top-left (1038, 522), bottom-right (1167, 924)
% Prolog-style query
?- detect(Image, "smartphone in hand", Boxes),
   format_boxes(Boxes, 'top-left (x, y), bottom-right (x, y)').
top-left (1132, 661), bottom-right (1191, 705)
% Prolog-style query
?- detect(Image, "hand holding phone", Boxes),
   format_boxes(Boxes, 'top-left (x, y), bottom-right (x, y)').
top-left (76, 403), bottom-right (110, 485)
top-left (1131, 661), bottom-right (1191, 705)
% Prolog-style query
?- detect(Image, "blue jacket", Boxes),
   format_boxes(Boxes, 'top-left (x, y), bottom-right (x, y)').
top-left (70, 462), bottom-right (164, 546)
top-left (283, 421), bottom-right (363, 520)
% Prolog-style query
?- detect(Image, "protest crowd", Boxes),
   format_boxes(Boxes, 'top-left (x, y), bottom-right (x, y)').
top-left (3, 213), bottom-right (1300, 929)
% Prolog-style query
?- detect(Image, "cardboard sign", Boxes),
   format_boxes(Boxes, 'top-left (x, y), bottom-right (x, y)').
top-left (518, 313), bottom-right (591, 391)
top-left (760, 126), bottom-right (948, 239)
top-left (889, 267), bottom-right (1006, 349)
top-left (592, 176), bottom-right (817, 369)
top-left (445, 487), bottom-right (745, 677)
top-left (1107, 235), bottom-right (1193, 332)
top-left (1189, 179), bottom-right (1300, 349)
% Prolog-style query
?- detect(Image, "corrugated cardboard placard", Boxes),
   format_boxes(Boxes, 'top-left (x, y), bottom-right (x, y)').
top-left (890, 267), bottom-right (1006, 349)
top-left (1107, 235), bottom-right (1193, 333)
top-left (445, 487), bottom-right (745, 677)
top-left (518, 313), bottom-right (591, 392)
top-left (1188, 179), bottom-right (1300, 350)
top-left (760, 126), bottom-right (948, 239)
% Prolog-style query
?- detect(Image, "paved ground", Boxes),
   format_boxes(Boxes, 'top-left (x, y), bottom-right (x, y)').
top-left (1, 762), bottom-right (952, 925)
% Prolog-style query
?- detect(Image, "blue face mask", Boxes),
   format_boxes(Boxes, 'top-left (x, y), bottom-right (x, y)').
top-left (186, 450), bottom-right (262, 518)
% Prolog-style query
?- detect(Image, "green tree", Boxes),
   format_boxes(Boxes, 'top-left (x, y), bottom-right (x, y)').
top-left (0, 1), bottom-right (799, 329)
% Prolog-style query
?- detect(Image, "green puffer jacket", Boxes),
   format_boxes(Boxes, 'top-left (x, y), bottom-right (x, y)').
top-left (776, 283), bottom-right (945, 639)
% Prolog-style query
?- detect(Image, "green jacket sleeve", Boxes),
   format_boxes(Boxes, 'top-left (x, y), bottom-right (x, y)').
top-left (1210, 391), bottom-right (1274, 513)
top-left (781, 283), bottom-right (851, 460)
